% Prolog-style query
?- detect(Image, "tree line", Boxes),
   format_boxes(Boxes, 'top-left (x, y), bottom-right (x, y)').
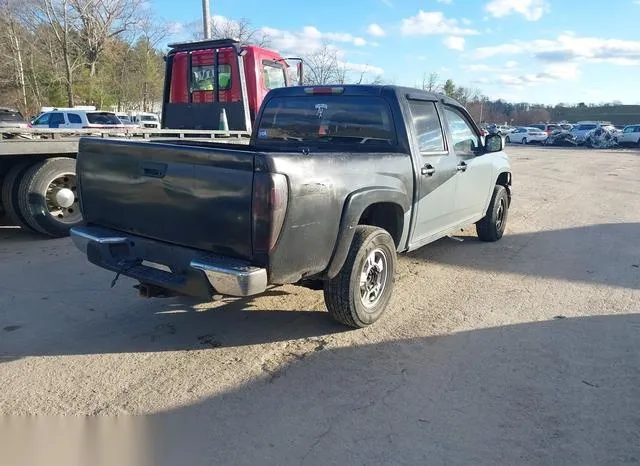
top-left (0, 0), bottom-right (167, 117)
top-left (1, 8), bottom-right (635, 125)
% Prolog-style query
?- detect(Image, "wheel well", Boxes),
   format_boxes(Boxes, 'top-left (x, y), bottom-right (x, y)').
top-left (496, 172), bottom-right (512, 203)
top-left (358, 202), bottom-right (403, 247)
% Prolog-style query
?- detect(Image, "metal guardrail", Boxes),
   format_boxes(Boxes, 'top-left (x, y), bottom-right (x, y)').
top-left (0, 127), bottom-right (252, 141)
top-left (0, 128), bottom-right (252, 156)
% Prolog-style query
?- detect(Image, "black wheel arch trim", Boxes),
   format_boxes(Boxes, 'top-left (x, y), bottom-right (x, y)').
top-left (324, 187), bottom-right (410, 279)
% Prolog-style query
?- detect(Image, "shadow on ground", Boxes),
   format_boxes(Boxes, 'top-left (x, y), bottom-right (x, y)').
top-left (410, 222), bottom-right (640, 290)
top-left (0, 288), bottom-right (347, 362)
top-left (137, 314), bottom-right (640, 465)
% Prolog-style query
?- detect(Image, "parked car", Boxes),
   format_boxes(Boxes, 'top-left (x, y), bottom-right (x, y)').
top-left (529, 123), bottom-right (560, 136)
top-left (616, 124), bottom-right (640, 146)
top-left (131, 112), bottom-right (161, 129)
top-left (506, 127), bottom-right (548, 144)
top-left (31, 110), bottom-right (126, 129)
top-left (71, 84), bottom-right (512, 329)
top-left (116, 113), bottom-right (138, 126)
top-left (0, 107), bottom-right (29, 129)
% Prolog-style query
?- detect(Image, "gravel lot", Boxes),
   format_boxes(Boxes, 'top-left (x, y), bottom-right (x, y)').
top-left (1, 145), bottom-right (639, 465)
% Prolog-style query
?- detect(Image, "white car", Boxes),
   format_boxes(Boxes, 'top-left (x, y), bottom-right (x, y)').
top-left (132, 113), bottom-right (161, 129)
top-left (31, 110), bottom-right (125, 129)
top-left (506, 127), bottom-right (548, 144)
top-left (616, 124), bottom-right (640, 146)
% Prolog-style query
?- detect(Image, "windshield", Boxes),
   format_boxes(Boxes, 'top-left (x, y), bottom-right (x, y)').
top-left (86, 112), bottom-right (121, 125)
top-left (256, 96), bottom-right (397, 147)
top-left (139, 115), bottom-right (158, 121)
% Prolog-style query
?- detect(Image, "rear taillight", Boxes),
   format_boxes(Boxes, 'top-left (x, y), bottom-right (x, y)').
top-left (252, 173), bottom-right (289, 254)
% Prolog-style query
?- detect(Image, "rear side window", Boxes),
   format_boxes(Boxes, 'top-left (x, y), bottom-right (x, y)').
top-left (408, 101), bottom-right (444, 152)
top-left (257, 96), bottom-right (396, 147)
top-left (87, 113), bottom-right (120, 125)
top-left (68, 113), bottom-right (82, 124)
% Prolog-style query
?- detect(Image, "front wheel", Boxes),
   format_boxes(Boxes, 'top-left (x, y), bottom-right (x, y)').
top-left (476, 185), bottom-right (509, 242)
top-left (522, 137), bottom-right (528, 144)
top-left (505, 136), bottom-right (510, 143)
top-left (324, 226), bottom-right (396, 328)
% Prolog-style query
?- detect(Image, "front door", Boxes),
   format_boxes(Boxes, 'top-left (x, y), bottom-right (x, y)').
top-left (441, 104), bottom-right (495, 222)
top-left (407, 99), bottom-right (459, 245)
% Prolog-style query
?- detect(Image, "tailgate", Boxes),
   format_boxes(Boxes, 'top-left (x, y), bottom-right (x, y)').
top-left (77, 138), bottom-right (255, 259)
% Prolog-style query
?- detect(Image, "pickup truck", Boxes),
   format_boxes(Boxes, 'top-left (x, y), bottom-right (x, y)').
top-left (70, 85), bottom-right (511, 328)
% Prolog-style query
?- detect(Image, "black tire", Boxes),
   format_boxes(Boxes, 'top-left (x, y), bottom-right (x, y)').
top-left (17, 157), bottom-right (81, 238)
top-left (522, 137), bottom-right (528, 145)
top-left (505, 136), bottom-right (510, 143)
top-left (1, 161), bottom-right (37, 231)
top-left (476, 185), bottom-right (509, 242)
top-left (324, 226), bottom-right (396, 328)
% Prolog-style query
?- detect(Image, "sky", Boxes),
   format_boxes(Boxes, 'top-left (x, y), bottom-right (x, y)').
top-left (152, 0), bottom-right (640, 105)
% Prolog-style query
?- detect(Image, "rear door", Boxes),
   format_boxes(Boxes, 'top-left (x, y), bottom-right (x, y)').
top-left (441, 104), bottom-right (495, 222)
top-left (406, 99), bottom-right (459, 244)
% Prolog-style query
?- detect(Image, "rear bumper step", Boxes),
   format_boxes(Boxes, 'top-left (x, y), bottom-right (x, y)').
top-left (70, 226), bottom-right (267, 298)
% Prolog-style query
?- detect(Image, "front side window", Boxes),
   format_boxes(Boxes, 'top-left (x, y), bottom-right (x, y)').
top-left (49, 112), bottom-right (65, 126)
top-left (443, 106), bottom-right (479, 156)
top-left (408, 100), bottom-right (445, 152)
top-left (263, 63), bottom-right (287, 90)
top-left (191, 64), bottom-right (232, 92)
top-left (34, 113), bottom-right (51, 125)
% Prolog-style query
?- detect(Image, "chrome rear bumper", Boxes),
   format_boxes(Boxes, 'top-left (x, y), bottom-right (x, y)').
top-left (70, 226), bottom-right (267, 298)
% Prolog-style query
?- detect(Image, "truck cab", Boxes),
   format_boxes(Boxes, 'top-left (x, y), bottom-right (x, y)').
top-left (162, 39), bottom-right (302, 131)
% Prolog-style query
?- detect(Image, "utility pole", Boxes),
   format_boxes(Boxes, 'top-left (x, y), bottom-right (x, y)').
top-left (202, 0), bottom-right (212, 39)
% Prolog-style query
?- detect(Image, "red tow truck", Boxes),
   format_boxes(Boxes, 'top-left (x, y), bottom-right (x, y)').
top-left (0, 38), bottom-right (303, 237)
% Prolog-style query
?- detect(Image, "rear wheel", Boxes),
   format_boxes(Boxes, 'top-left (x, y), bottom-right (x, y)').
top-left (17, 157), bottom-right (81, 237)
top-left (324, 226), bottom-right (396, 328)
top-left (505, 136), bottom-right (510, 143)
top-left (1, 161), bottom-right (37, 231)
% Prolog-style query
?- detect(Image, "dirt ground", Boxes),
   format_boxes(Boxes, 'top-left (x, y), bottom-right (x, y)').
top-left (1, 145), bottom-right (639, 465)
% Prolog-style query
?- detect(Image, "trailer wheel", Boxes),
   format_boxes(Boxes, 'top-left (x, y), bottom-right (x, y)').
top-left (1, 161), bottom-right (37, 231)
top-left (17, 157), bottom-right (81, 238)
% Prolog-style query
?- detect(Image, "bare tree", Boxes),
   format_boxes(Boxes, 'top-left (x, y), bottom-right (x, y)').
top-left (30, 0), bottom-right (84, 106)
top-left (421, 72), bottom-right (440, 92)
top-left (0, 0), bottom-right (28, 109)
top-left (302, 43), bottom-right (345, 85)
top-left (190, 16), bottom-right (270, 46)
top-left (70, 0), bottom-right (144, 76)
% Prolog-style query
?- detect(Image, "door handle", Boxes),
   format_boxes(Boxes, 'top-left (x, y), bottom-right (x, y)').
top-left (457, 162), bottom-right (468, 172)
top-left (421, 164), bottom-right (436, 176)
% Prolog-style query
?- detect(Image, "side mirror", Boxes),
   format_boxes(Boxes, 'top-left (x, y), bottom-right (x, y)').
top-left (485, 133), bottom-right (504, 153)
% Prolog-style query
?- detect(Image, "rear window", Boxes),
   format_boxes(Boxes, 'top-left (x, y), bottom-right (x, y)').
top-left (256, 96), bottom-right (396, 147)
top-left (191, 64), bottom-right (232, 91)
top-left (0, 110), bottom-right (25, 122)
top-left (530, 124), bottom-right (544, 130)
top-left (86, 112), bottom-right (120, 125)
top-left (577, 124), bottom-right (597, 130)
top-left (139, 115), bottom-right (158, 121)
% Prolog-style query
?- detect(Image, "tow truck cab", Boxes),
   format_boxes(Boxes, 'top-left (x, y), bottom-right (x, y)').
top-left (162, 38), bottom-right (302, 131)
